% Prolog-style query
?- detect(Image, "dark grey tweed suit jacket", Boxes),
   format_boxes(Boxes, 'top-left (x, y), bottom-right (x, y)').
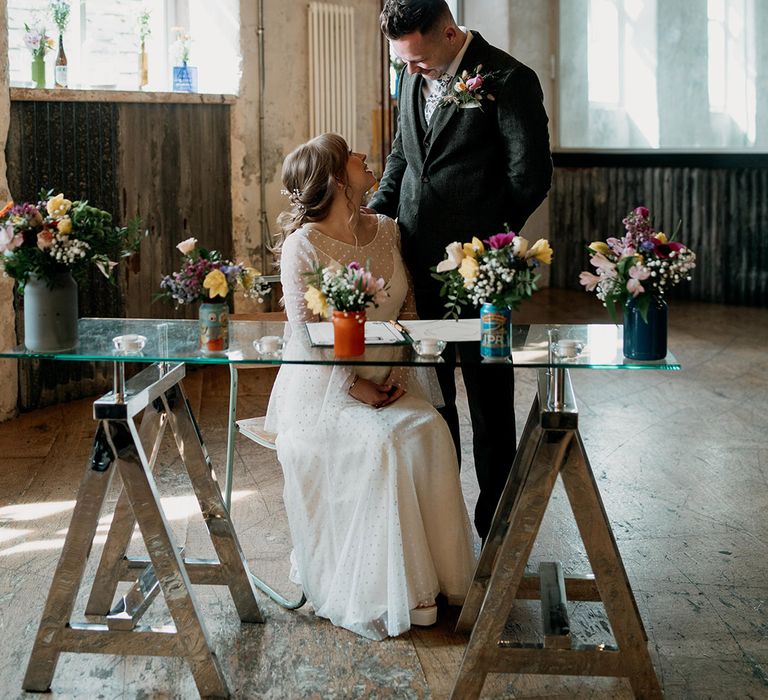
top-left (369, 32), bottom-right (553, 298)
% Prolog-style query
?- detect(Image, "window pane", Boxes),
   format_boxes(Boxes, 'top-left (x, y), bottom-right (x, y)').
top-left (558, 0), bottom-right (765, 150)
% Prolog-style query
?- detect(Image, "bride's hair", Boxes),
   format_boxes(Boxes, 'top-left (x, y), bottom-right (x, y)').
top-left (276, 133), bottom-right (352, 244)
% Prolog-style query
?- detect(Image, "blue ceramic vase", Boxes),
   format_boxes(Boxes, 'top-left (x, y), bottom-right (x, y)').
top-left (480, 303), bottom-right (512, 361)
top-left (623, 297), bottom-right (668, 360)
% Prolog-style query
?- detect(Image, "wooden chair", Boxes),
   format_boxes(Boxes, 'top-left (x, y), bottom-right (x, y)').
top-left (223, 311), bottom-right (306, 609)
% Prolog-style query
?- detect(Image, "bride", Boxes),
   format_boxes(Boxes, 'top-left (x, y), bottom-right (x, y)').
top-left (264, 133), bottom-right (475, 640)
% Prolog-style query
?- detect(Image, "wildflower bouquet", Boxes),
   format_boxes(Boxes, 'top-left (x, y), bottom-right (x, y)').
top-left (50, 0), bottom-right (71, 34)
top-left (579, 206), bottom-right (696, 322)
top-left (171, 26), bottom-right (191, 65)
top-left (303, 261), bottom-right (388, 317)
top-left (432, 231), bottom-right (553, 319)
top-left (157, 237), bottom-right (271, 306)
top-left (24, 21), bottom-right (54, 58)
top-left (0, 191), bottom-right (141, 292)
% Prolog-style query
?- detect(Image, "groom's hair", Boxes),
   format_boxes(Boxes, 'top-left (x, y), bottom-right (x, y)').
top-left (380, 0), bottom-right (454, 40)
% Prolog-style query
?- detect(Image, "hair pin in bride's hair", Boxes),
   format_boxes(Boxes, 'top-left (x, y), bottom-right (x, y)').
top-left (281, 187), bottom-right (305, 212)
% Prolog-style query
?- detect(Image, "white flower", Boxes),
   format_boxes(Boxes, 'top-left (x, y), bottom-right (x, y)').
top-left (176, 237), bottom-right (197, 255)
top-left (512, 236), bottom-right (529, 257)
top-left (436, 241), bottom-right (465, 272)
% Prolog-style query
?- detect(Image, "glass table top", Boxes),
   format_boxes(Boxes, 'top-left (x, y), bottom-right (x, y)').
top-left (0, 318), bottom-right (681, 370)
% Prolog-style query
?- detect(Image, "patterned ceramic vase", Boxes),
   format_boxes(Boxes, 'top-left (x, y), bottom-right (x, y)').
top-left (332, 310), bottom-right (366, 357)
top-left (23, 272), bottom-right (78, 352)
top-left (480, 303), bottom-right (512, 361)
top-left (199, 300), bottom-right (229, 353)
top-left (623, 297), bottom-right (668, 360)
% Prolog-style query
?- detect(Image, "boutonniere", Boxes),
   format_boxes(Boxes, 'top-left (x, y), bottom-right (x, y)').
top-left (442, 65), bottom-right (496, 110)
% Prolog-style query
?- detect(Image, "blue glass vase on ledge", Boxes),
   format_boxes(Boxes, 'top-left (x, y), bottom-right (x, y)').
top-left (172, 62), bottom-right (198, 92)
top-left (623, 297), bottom-right (668, 360)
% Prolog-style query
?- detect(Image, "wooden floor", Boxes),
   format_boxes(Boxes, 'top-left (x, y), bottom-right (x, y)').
top-left (1, 289), bottom-right (767, 699)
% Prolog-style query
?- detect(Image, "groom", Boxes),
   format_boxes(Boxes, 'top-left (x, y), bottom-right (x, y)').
top-left (369, 0), bottom-right (552, 540)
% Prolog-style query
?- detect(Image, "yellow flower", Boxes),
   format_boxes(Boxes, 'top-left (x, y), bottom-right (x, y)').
top-left (655, 232), bottom-right (668, 243)
top-left (203, 269), bottom-right (229, 299)
top-left (46, 193), bottom-right (72, 218)
top-left (462, 236), bottom-right (485, 259)
top-left (304, 285), bottom-right (329, 317)
top-left (57, 216), bottom-right (72, 235)
top-left (436, 241), bottom-right (465, 272)
top-left (240, 266), bottom-right (261, 289)
top-left (526, 239), bottom-right (553, 265)
top-left (458, 256), bottom-right (479, 287)
top-left (589, 241), bottom-right (610, 255)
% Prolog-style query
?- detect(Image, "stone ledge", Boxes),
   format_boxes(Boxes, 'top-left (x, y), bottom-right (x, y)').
top-left (10, 87), bottom-right (236, 105)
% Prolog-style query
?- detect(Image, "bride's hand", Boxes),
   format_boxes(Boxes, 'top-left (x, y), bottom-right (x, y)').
top-left (349, 377), bottom-right (406, 408)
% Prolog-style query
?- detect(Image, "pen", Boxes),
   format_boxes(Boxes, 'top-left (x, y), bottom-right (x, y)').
top-left (388, 319), bottom-right (413, 342)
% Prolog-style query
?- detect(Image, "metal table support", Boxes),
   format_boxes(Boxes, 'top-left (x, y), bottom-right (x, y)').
top-left (22, 362), bottom-right (264, 699)
top-left (452, 367), bottom-right (662, 699)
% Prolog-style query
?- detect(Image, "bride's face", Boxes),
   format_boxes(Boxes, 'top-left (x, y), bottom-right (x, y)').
top-left (345, 150), bottom-right (376, 197)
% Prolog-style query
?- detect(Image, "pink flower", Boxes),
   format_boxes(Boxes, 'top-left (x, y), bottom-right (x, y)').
top-left (0, 224), bottom-right (19, 253)
top-left (579, 271), bottom-right (601, 291)
top-left (626, 264), bottom-right (650, 297)
top-left (589, 252), bottom-right (616, 275)
top-left (634, 206), bottom-right (650, 218)
top-left (486, 232), bottom-right (516, 249)
top-left (466, 74), bottom-right (484, 92)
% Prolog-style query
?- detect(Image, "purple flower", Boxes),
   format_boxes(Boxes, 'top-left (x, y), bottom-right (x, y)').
top-left (486, 232), bottom-right (516, 249)
top-left (634, 206), bottom-right (650, 218)
top-left (347, 261), bottom-right (361, 270)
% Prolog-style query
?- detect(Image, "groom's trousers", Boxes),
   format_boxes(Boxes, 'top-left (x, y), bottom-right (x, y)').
top-left (415, 294), bottom-right (516, 541)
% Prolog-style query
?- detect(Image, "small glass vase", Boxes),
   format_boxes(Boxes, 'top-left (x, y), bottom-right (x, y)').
top-left (139, 43), bottom-right (149, 89)
top-left (23, 272), bottom-right (78, 352)
top-left (199, 299), bottom-right (229, 354)
top-left (480, 303), bottom-right (512, 361)
top-left (623, 297), bottom-right (668, 360)
top-left (31, 53), bottom-right (45, 88)
top-left (332, 310), bottom-right (366, 357)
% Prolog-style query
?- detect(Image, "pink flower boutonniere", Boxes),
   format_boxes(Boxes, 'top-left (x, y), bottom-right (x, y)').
top-left (442, 65), bottom-right (496, 110)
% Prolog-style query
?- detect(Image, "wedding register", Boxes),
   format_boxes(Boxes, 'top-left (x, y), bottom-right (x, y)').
top-left (305, 321), bottom-right (407, 346)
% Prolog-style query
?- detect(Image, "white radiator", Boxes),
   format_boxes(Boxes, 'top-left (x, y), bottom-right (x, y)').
top-left (309, 2), bottom-right (357, 150)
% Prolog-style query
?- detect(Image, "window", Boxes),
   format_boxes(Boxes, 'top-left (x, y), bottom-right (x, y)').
top-left (8, 0), bottom-right (240, 94)
top-left (558, 0), bottom-right (765, 150)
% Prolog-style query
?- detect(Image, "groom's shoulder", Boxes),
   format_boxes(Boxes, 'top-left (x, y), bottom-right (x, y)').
top-left (472, 33), bottom-right (534, 77)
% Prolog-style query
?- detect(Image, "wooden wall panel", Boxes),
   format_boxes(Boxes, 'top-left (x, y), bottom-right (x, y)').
top-left (5, 100), bottom-right (233, 410)
top-left (117, 103), bottom-right (232, 320)
top-left (549, 165), bottom-right (768, 306)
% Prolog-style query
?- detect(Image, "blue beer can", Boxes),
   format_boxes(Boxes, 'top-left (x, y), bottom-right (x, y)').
top-left (480, 303), bottom-right (512, 360)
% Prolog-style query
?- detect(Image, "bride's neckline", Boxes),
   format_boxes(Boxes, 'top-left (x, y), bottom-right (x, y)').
top-left (306, 214), bottom-right (382, 248)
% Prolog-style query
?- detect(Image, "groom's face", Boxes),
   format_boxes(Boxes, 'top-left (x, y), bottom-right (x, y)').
top-left (390, 25), bottom-right (459, 80)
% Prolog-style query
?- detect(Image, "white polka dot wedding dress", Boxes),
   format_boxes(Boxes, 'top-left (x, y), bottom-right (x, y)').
top-left (264, 215), bottom-right (475, 640)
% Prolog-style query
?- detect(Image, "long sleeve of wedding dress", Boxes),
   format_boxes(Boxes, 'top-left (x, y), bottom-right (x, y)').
top-left (263, 216), bottom-right (475, 641)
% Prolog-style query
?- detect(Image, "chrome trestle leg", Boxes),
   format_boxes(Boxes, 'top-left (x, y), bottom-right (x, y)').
top-left (86, 406), bottom-right (167, 616)
top-left (451, 368), bottom-right (661, 700)
top-left (23, 362), bottom-right (264, 699)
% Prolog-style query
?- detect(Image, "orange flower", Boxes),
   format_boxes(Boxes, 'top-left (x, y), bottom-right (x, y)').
top-left (0, 201), bottom-right (13, 218)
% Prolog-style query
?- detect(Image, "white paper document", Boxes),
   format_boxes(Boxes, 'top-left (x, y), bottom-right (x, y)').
top-left (305, 321), bottom-right (406, 346)
top-left (397, 319), bottom-right (481, 343)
